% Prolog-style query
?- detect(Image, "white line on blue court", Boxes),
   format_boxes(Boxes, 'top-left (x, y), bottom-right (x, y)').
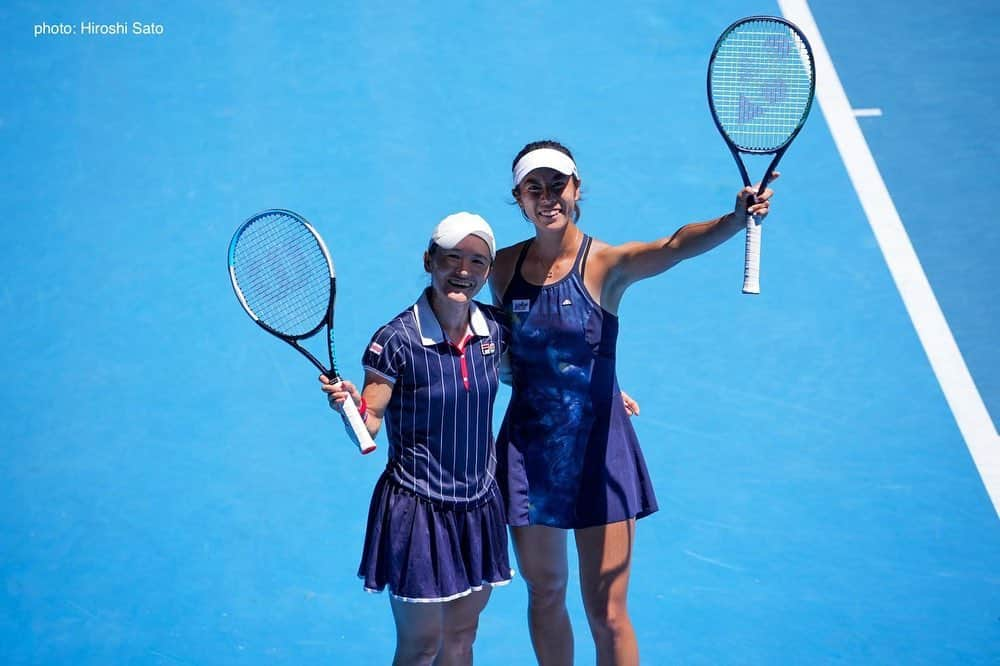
top-left (852, 108), bottom-right (883, 117)
top-left (779, 0), bottom-right (1000, 519)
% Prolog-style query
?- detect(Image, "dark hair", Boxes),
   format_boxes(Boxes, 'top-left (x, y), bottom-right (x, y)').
top-left (511, 139), bottom-right (582, 223)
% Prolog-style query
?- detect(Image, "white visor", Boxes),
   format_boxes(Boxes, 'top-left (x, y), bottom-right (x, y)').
top-left (429, 212), bottom-right (496, 260)
top-left (512, 148), bottom-right (579, 188)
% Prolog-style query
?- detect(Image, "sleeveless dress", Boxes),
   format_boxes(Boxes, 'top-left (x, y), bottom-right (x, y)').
top-left (497, 235), bottom-right (658, 529)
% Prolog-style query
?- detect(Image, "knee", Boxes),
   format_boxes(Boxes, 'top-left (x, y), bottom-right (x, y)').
top-left (521, 569), bottom-right (569, 609)
top-left (395, 629), bottom-right (440, 664)
top-left (440, 619), bottom-right (479, 659)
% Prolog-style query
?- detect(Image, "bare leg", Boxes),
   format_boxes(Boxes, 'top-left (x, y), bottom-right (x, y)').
top-left (389, 595), bottom-right (442, 666)
top-left (435, 587), bottom-right (492, 666)
top-left (510, 525), bottom-right (573, 666)
top-left (575, 519), bottom-right (638, 666)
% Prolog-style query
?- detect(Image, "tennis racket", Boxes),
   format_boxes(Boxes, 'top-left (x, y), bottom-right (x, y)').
top-left (707, 16), bottom-right (815, 294)
top-left (228, 209), bottom-right (376, 454)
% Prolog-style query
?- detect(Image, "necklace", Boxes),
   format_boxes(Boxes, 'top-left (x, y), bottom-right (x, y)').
top-left (536, 229), bottom-right (580, 281)
top-left (537, 255), bottom-right (559, 280)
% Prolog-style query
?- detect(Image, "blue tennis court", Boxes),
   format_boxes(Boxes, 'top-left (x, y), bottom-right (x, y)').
top-left (2, 1), bottom-right (998, 663)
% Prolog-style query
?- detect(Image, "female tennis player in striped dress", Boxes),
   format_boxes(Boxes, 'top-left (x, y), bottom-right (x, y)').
top-left (322, 212), bottom-right (512, 666)
top-left (492, 140), bottom-right (775, 666)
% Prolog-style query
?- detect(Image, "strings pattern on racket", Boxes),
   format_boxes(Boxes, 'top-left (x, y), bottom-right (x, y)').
top-left (228, 209), bottom-right (377, 455)
top-left (230, 212), bottom-right (331, 338)
top-left (709, 19), bottom-right (814, 153)
top-left (707, 16), bottom-right (815, 295)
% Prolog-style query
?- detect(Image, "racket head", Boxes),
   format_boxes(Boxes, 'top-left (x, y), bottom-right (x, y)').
top-left (707, 16), bottom-right (816, 155)
top-left (228, 209), bottom-right (335, 340)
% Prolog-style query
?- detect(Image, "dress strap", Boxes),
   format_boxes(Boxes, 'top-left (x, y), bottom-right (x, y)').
top-left (573, 234), bottom-right (593, 278)
top-left (513, 239), bottom-right (534, 277)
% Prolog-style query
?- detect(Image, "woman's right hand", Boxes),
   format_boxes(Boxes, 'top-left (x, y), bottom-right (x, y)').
top-left (319, 375), bottom-right (361, 414)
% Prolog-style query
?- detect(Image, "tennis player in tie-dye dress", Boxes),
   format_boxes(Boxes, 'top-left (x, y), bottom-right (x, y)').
top-left (492, 140), bottom-right (775, 665)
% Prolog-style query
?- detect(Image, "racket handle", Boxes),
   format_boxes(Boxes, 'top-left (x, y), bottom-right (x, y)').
top-left (742, 212), bottom-right (761, 295)
top-left (340, 398), bottom-right (377, 455)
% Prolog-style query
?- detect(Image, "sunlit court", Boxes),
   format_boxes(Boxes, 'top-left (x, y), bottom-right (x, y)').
top-left (2, 1), bottom-right (998, 663)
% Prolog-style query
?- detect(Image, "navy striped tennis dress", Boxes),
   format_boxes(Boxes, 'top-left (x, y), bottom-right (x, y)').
top-left (358, 290), bottom-right (513, 602)
top-left (497, 235), bottom-right (658, 529)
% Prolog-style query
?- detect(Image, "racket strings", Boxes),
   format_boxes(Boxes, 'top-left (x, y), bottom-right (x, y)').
top-left (231, 213), bottom-right (331, 337)
top-left (710, 21), bottom-right (814, 151)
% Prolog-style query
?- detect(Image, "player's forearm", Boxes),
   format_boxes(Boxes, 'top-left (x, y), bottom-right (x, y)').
top-left (360, 378), bottom-right (392, 439)
top-left (621, 213), bottom-right (740, 281)
top-left (362, 414), bottom-right (383, 439)
top-left (666, 212), bottom-right (741, 262)
top-left (608, 212), bottom-right (738, 287)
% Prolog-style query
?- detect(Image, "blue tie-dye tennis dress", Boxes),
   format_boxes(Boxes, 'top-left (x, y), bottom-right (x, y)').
top-left (497, 236), bottom-right (658, 529)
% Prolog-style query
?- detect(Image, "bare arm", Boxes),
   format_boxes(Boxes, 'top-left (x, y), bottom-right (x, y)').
top-left (598, 182), bottom-right (775, 309)
top-left (320, 372), bottom-right (393, 439)
top-left (615, 210), bottom-right (743, 280)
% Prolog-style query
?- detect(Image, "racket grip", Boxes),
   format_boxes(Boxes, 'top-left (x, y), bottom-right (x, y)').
top-left (742, 212), bottom-right (761, 295)
top-left (340, 398), bottom-right (377, 455)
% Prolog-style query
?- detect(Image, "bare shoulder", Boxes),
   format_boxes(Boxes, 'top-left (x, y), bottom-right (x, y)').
top-left (577, 236), bottom-right (616, 302)
top-left (595, 234), bottom-right (672, 267)
top-left (582, 235), bottom-right (651, 313)
top-left (585, 235), bottom-right (613, 252)
top-left (585, 235), bottom-right (633, 270)
top-left (490, 239), bottom-right (530, 303)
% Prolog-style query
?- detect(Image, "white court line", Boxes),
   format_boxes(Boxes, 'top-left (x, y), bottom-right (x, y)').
top-left (778, 0), bottom-right (1000, 519)
top-left (852, 108), bottom-right (883, 117)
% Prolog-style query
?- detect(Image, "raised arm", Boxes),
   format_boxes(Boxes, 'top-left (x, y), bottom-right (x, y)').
top-left (597, 183), bottom-right (775, 310)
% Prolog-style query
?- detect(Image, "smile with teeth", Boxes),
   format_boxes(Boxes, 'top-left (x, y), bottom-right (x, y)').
top-left (447, 277), bottom-right (476, 289)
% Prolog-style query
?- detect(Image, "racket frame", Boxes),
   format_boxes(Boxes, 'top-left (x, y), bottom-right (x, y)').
top-left (228, 209), bottom-right (376, 454)
top-left (706, 15), bottom-right (816, 294)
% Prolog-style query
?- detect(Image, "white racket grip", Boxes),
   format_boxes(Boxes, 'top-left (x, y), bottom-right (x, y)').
top-left (340, 398), bottom-right (377, 454)
top-left (742, 212), bottom-right (761, 295)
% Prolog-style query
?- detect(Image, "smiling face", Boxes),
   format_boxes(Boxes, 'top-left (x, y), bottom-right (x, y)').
top-left (425, 234), bottom-right (492, 306)
top-left (514, 167), bottom-right (580, 230)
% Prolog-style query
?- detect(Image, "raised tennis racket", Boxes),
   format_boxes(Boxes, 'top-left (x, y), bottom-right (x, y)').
top-left (708, 16), bottom-right (815, 294)
top-left (228, 209), bottom-right (376, 454)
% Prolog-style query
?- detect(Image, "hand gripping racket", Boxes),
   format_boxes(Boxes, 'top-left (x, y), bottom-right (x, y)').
top-left (708, 16), bottom-right (815, 294)
top-left (228, 209), bottom-right (376, 454)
